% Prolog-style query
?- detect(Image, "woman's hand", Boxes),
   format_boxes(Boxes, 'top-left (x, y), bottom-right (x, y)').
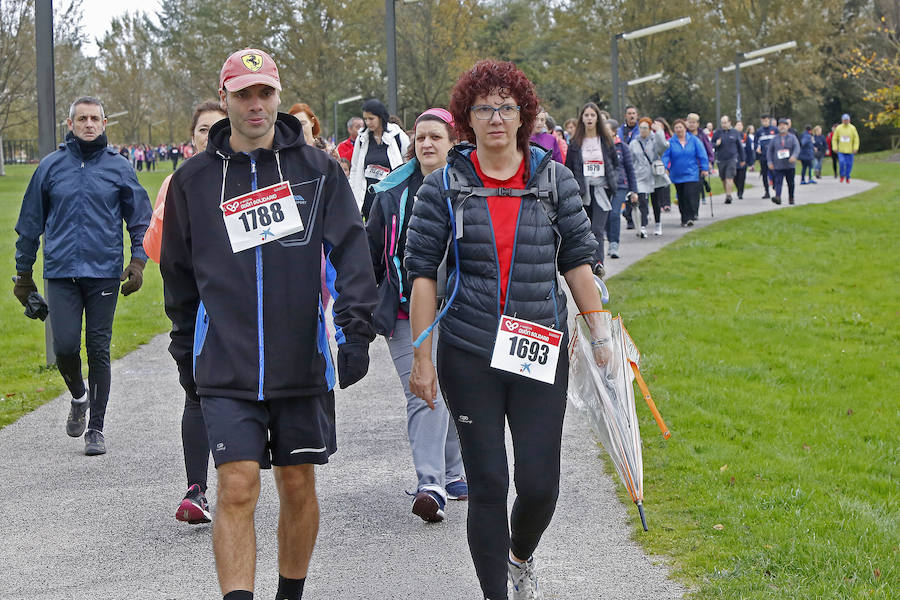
top-left (409, 355), bottom-right (437, 410)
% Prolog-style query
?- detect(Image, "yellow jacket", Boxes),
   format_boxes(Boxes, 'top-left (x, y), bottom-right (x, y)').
top-left (831, 123), bottom-right (860, 154)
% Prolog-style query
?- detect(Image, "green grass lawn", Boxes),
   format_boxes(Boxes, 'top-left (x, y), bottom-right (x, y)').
top-left (607, 152), bottom-right (898, 598)
top-left (0, 163), bottom-right (171, 427)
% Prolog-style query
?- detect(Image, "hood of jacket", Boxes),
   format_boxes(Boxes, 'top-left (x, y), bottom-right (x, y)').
top-left (206, 112), bottom-right (306, 161)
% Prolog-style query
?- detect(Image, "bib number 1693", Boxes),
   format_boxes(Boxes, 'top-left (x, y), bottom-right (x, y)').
top-left (490, 316), bottom-right (562, 384)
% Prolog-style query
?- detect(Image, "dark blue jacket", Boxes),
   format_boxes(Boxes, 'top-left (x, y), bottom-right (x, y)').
top-left (711, 128), bottom-right (745, 163)
top-left (405, 143), bottom-right (596, 358)
top-left (661, 134), bottom-right (710, 183)
top-left (366, 159), bottom-right (420, 336)
top-left (15, 133), bottom-right (151, 277)
top-left (813, 134), bottom-right (827, 159)
top-left (754, 125), bottom-right (778, 158)
top-left (613, 138), bottom-right (638, 193)
top-left (745, 135), bottom-right (756, 168)
top-left (798, 132), bottom-right (815, 161)
top-left (616, 123), bottom-right (639, 145)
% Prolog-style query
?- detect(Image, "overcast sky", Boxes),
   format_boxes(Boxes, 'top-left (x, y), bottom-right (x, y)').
top-left (80, 0), bottom-right (162, 56)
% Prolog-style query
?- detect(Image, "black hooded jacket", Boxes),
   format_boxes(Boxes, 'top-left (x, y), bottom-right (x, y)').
top-left (161, 113), bottom-right (376, 401)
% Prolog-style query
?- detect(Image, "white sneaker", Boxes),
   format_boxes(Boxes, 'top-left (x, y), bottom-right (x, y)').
top-left (639, 226), bottom-right (647, 238)
top-left (508, 556), bottom-right (542, 600)
top-left (608, 241), bottom-right (620, 258)
top-left (654, 223), bottom-right (662, 236)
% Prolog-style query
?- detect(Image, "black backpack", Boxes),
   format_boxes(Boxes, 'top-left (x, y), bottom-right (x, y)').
top-left (436, 159), bottom-right (560, 299)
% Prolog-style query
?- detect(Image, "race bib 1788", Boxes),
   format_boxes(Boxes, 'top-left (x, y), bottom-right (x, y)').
top-left (489, 316), bottom-right (563, 384)
top-left (220, 181), bottom-right (304, 253)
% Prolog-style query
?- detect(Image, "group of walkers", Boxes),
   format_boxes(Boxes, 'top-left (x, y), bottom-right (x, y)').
top-left (113, 142), bottom-right (193, 172)
top-left (12, 46), bottom-right (862, 600)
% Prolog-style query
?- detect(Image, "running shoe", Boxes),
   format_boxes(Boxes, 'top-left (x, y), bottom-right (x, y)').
top-left (445, 478), bottom-right (469, 501)
top-left (772, 197), bottom-right (782, 205)
top-left (412, 491), bottom-right (445, 523)
top-left (800, 180), bottom-right (808, 185)
top-left (608, 242), bottom-right (620, 259)
top-left (762, 193), bottom-right (770, 199)
top-left (654, 223), bottom-right (662, 236)
top-left (66, 398), bottom-right (88, 438)
top-left (846, 178), bottom-right (851, 184)
top-left (687, 220), bottom-right (694, 227)
top-left (639, 227), bottom-right (647, 238)
top-left (809, 179), bottom-right (817, 184)
top-left (724, 196), bottom-right (732, 204)
top-left (663, 205), bottom-right (671, 212)
top-left (789, 198), bottom-right (795, 205)
top-left (84, 429), bottom-right (106, 456)
top-left (840, 177), bottom-right (845, 183)
top-left (508, 556), bottom-right (542, 600)
top-left (177, 484), bottom-right (212, 524)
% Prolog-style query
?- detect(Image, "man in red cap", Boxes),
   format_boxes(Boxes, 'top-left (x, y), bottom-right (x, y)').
top-left (160, 48), bottom-right (377, 600)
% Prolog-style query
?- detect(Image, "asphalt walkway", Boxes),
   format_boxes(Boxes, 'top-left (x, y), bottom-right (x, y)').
top-left (0, 173), bottom-right (875, 599)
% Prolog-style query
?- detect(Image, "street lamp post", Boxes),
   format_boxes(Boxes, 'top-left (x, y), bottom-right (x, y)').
top-left (385, 0), bottom-right (398, 115)
top-left (611, 16), bottom-right (691, 118)
top-left (719, 57), bottom-right (765, 123)
top-left (333, 94), bottom-right (363, 145)
top-left (731, 41), bottom-right (796, 123)
top-left (624, 72), bottom-right (663, 105)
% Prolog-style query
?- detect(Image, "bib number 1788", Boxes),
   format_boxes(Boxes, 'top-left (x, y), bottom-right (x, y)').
top-left (238, 203), bottom-right (285, 232)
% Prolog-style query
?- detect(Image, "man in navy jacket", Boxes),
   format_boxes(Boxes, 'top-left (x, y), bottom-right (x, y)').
top-left (14, 96), bottom-right (151, 456)
top-left (754, 114), bottom-right (778, 198)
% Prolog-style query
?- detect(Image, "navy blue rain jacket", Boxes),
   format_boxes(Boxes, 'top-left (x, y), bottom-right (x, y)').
top-left (798, 132), bottom-right (815, 161)
top-left (15, 133), bottom-right (151, 277)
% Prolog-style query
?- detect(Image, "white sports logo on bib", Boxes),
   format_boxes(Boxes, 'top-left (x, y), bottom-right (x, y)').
top-left (221, 182), bottom-right (304, 253)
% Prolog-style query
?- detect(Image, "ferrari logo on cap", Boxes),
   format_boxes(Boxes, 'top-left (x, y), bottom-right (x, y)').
top-left (241, 53), bottom-right (263, 72)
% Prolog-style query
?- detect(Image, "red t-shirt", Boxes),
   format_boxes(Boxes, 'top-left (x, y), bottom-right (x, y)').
top-left (471, 150), bottom-right (526, 311)
top-left (337, 137), bottom-right (355, 161)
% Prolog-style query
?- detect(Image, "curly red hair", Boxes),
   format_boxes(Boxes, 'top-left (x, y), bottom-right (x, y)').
top-left (449, 60), bottom-right (540, 154)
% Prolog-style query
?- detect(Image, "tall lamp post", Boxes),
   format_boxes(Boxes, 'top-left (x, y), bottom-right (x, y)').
top-left (36, 0), bottom-right (56, 366)
top-left (385, 0), bottom-right (420, 116)
top-left (611, 16), bottom-right (691, 118)
top-left (733, 41), bottom-right (797, 121)
top-left (716, 58), bottom-right (765, 123)
top-left (333, 94), bottom-right (363, 144)
top-left (148, 119), bottom-right (165, 146)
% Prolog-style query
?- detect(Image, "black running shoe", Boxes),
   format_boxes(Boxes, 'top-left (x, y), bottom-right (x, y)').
top-left (66, 399), bottom-right (88, 438)
top-left (84, 429), bottom-right (106, 456)
top-left (771, 197), bottom-right (782, 205)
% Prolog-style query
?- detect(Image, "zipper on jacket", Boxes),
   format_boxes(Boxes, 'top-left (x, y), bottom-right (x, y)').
top-left (250, 157), bottom-right (265, 401)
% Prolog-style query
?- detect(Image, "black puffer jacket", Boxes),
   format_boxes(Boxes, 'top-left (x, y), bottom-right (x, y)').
top-left (405, 143), bottom-right (597, 358)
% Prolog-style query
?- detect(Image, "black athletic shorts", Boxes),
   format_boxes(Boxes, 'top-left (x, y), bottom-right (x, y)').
top-left (200, 393), bottom-right (337, 469)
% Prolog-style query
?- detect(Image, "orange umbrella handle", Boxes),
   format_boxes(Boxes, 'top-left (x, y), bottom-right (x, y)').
top-left (630, 362), bottom-right (671, 439)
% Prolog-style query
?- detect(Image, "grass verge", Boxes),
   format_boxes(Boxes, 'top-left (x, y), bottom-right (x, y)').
top-left (607, 152), bottom-right (898, 598)
top-left (1, 164), bottom-right (171, 428)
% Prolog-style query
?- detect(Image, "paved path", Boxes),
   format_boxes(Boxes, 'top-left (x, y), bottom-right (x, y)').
top-left (0, 175), bottom-right (874, 600)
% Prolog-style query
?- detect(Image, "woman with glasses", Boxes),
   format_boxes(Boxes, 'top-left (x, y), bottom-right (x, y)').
top-left (629, 117), bottom-right (668, 238)
top-left (366, 108), bottom-right (466, 524)
top-left (406, 60), bottom-right (612, 600)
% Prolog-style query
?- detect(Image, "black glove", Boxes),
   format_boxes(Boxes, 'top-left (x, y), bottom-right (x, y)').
top-left (24, 291), bottom-right (49, 321)
top-left (337, 337), bottom-right (370, 389)
top-left (13, 272), bottom-right (37, 306)
top-left (120, 257), bottom-right (146, 296)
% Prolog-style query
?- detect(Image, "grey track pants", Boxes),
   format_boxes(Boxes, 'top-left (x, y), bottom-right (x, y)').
top-left (385, 322), bottom-right (464, 500)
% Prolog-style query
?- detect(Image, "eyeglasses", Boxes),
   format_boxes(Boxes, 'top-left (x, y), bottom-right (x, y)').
top-left (470, 105), bottom-right (520, 120)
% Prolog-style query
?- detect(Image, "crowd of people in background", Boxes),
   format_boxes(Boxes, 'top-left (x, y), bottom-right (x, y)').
top-left (111, 142), bottom-right (194, 171)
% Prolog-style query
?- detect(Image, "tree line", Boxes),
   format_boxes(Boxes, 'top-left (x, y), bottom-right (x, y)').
top-left (2, 0), bottom-right (898, 152)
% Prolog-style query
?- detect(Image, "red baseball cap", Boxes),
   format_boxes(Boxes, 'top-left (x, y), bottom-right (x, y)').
top-left (219, 49), bottom-right (282, 92)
